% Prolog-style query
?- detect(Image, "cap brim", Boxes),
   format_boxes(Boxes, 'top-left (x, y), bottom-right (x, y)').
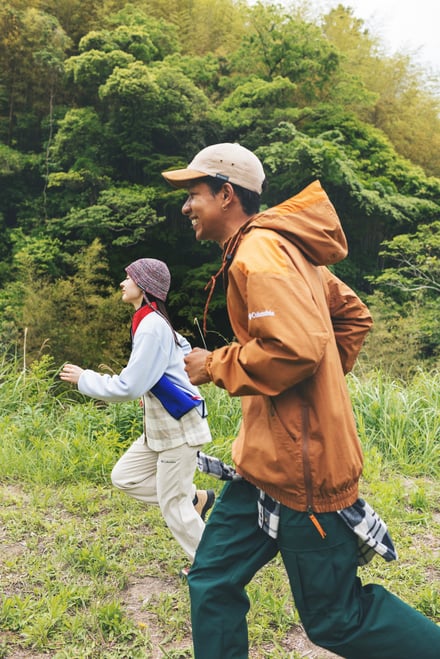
top-left (161, 168), bottom-right (207, 188)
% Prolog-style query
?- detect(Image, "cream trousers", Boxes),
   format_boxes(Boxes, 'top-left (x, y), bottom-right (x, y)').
top-left (111, 435), bottom-right (205, 561)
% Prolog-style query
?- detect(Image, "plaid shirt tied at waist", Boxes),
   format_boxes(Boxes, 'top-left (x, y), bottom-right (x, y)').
top-left (197, 451), bottom-right (397, 566)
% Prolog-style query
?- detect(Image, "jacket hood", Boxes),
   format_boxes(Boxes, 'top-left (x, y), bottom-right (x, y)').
top-left (245, 180), bottom-right (348, 266)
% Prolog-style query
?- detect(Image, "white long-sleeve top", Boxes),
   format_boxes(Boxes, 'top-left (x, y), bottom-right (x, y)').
top-left (78, 311), bottom-right (211, 450)
top-left (78, 312), bottom-right (199, 401)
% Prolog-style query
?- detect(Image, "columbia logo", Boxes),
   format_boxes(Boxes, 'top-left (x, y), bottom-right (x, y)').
top-left (248, 310), bottom-right (275, 320)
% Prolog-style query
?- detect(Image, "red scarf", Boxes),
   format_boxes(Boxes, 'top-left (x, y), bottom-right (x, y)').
top-left (131, 302), bottom-right (157, 338)
top-left (130, 301), bottom-right (203, 419)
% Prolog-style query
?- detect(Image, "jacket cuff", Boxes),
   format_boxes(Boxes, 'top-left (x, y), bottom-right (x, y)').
top-left (205, 352), bottom-right (214, 381)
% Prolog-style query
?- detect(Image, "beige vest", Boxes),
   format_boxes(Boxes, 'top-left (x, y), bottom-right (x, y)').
top-left (142, 392), bottom-right (211, 451)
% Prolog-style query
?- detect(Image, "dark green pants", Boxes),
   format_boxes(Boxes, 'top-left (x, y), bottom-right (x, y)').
top-left (188, 479), bottom-right (440, 658)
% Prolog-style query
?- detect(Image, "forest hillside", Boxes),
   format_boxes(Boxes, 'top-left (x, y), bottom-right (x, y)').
top-left (0, 0), bottom-right (439, 374)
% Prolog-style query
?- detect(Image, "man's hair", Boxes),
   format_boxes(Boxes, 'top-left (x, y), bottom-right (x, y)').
top-left (200, 175), bottom-right (264, 215)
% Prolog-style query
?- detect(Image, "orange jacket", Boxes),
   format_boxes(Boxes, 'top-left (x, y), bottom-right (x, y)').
top-left (206, 181), bottom-right (372, 512)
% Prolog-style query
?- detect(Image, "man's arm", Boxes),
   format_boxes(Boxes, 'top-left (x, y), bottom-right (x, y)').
top-left (188, 265), bottom-right (330, 396)
top-left (323, 268), bottom-right (373, 374)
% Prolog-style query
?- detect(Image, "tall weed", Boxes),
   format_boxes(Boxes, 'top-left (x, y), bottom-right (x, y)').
top-left (349, 368), bottom-right (440, 476)
top-left (0, 351), bottom-right (141, 485)
top-left (1, 350), bottom-right (438, 481)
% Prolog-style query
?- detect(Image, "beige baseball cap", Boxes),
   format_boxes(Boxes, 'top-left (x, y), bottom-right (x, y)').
top-left (161, 142), bottom-right (265, 194)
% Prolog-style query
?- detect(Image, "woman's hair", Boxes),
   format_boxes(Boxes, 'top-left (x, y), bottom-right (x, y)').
top-left (200, 175), bottom-right (264, 215)
top-left (142, 295), bottom-right (179, 344)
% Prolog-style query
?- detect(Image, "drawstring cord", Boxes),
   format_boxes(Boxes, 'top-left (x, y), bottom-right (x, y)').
top-left (202, 266), bottom-right (227, 335)
top-left (202, 222), bottom-right (251, 335)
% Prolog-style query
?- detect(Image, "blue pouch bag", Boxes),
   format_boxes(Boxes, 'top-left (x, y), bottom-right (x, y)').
top-left (151, 374), bottom-right (206, 419)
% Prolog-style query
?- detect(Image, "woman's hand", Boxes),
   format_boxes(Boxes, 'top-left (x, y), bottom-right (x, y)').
top-left (60, 363), bottom-right (84, 385)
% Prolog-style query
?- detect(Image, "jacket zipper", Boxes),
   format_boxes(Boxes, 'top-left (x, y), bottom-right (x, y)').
top-left (301, 403), bottom-right (327, 539)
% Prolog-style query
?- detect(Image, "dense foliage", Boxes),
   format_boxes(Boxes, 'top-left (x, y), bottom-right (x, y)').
top-left (1, 0), bottom-right (439, 374)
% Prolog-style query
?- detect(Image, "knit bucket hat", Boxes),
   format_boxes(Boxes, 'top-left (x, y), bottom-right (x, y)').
top-left (125, 258), bottom-right (171, 302)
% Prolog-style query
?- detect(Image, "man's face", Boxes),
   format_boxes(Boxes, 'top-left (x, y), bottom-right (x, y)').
top-left (181, 181), bottom-right (225, 243)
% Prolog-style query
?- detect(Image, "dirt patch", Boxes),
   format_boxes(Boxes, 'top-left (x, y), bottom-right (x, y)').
top-left (121, 575), bottom-right (177, 619)
top-left (120, 576), bottom-right (340, 658)
top-left (117, 577), bottom-right (338, 659)
top-left (0, 541), bottom-right (27, 561)
top-left (267, 626), bottom-right (340, 658)
top-left (121, 574), bottom-right (185, 658)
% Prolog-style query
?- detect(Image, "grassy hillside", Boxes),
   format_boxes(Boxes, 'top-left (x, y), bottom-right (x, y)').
top-left (0, 355), bottom-right (439, 657)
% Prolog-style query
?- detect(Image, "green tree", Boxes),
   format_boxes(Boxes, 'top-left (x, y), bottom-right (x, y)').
top-left (98, 60), bottom-right (211, 177)
top-left (322, 4), bottom-right (440, 177)
top-left (367, 54), bottom-right (440, 177)
top-left (0, 4), bottom-right (71, 149)
top-left (44, 107), bottom-right (112, 217)
top-left (63, 6), bottom-right (180, 105)
top-left (0, 238), bottom-right (131, 368)
top-left (39, 0), bottom-right (104, 50)
top-left (103, 3), bottom-right (180, 60)
top-left (65, 49), bottom-right (136, 104)
top-left (163, 51), bottom-right (231, 99)
top-left (232, 2), bottom-right (340, 104)
top-left (133, 0), bottom-right (246, 56)
top-left (52, 184), bottom-right (164, 251)
top-left (258, 121), bottom-right (440, 288)
top-left (215, 76), bottom-right (300, 145)
top-left (368, 222), bottom-right (440, 365)
top-left (0, 144), bottom-right (42, 279)
top-left (373, 223), bottom-right (440, 301)
top-left (49, 107), bottom-right (109, 174)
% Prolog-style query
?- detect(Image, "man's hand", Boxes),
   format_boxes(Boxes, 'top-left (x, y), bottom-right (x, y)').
top-left (184, 347), bottom-right (212, 385)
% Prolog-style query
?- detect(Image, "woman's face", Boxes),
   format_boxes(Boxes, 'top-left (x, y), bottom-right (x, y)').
top-left (120, 275), bottom-right (144, 309)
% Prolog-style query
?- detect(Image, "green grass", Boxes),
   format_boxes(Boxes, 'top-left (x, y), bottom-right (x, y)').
top-left (349, 367), bottom-right (440, 476)
top-left (0, 353), bottom-right (439, 657)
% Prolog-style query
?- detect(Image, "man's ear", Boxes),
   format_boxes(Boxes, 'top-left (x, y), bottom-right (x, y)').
top-left (221, 182), bottom-right (234, 202)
